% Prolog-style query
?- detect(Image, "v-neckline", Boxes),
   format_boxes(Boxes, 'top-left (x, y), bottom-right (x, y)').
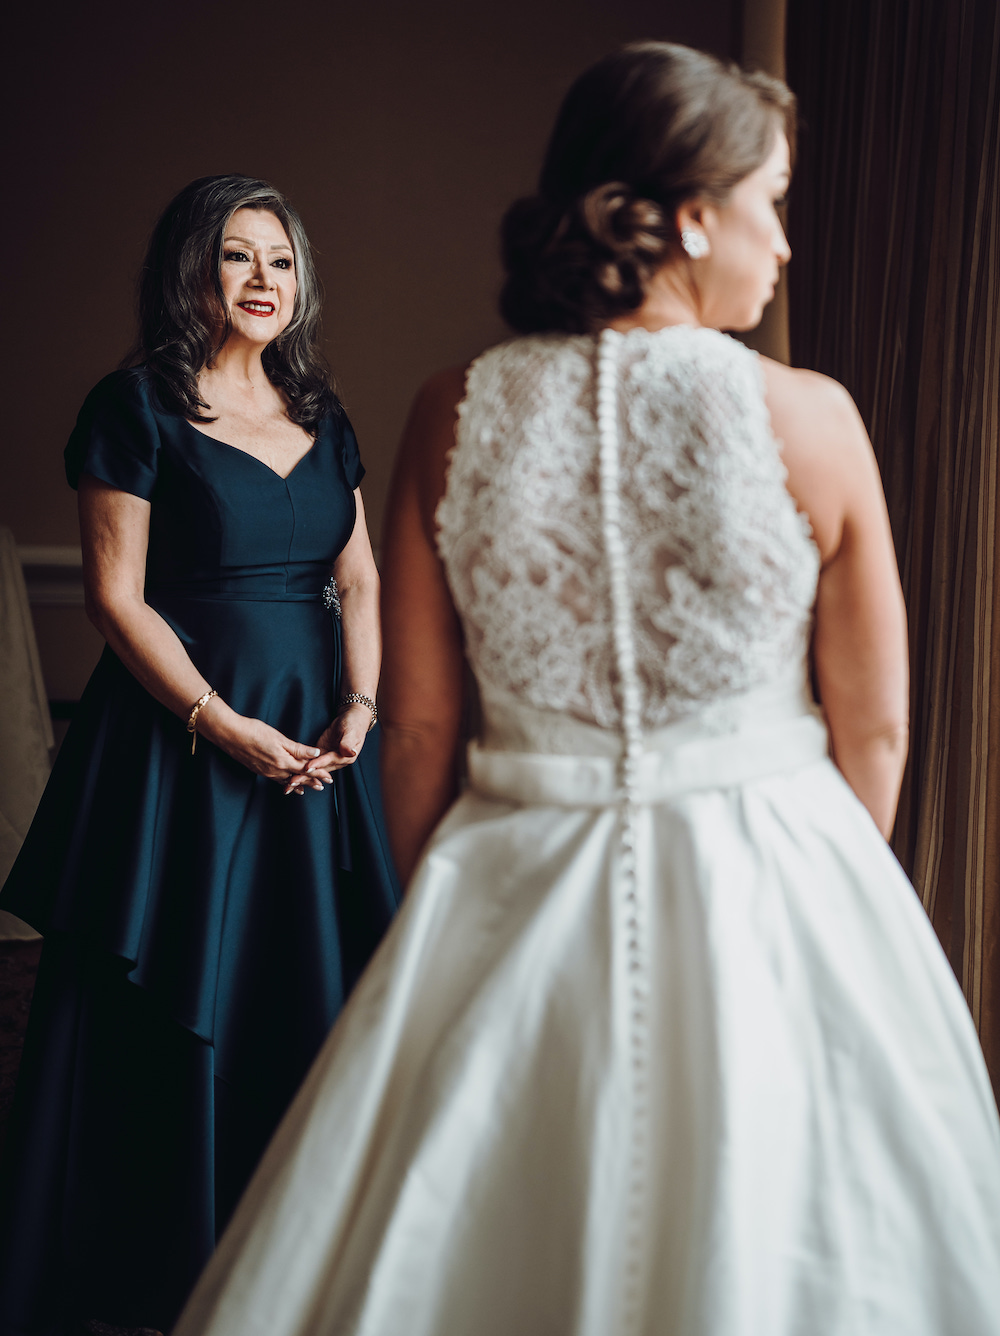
top-left (183, 419), bottom-right (320, 482)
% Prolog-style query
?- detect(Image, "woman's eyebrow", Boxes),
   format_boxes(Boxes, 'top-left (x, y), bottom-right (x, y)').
top-left (223, 235), bottom-right (293, 251)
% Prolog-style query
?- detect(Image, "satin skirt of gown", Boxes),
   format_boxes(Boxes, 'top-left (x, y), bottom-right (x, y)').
top-left (174, 677), bottom-right (1000, 1336)
top-left (0, 611), bottom-right (399, 1336)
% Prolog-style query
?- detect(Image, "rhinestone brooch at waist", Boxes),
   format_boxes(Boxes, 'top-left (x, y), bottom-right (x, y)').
top-left (321, 576), bottom-right (342, 619)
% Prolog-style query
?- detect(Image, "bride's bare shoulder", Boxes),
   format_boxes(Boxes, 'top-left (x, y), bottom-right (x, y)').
top-left (757, 357), bottom-right (861, 443)
top-left (395, 365), bottom-right (467, 466)
top-left (387, 365), bottom-right (469, 537)
top-left (411, 365), bottom-right (468, 426)
top-left (756, 356), bottom-right (883, 563)
top-left (401, 367), bottom-right (468, 468)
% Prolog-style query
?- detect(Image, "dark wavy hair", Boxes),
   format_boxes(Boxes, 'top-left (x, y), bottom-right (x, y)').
top-left (123, 174), bottom-right (339, 428)
top-left (500, 43), bottom-right (796, 334)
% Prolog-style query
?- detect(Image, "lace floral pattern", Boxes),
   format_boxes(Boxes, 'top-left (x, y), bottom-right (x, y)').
top-left (435, 326), bottom-right (820, 733)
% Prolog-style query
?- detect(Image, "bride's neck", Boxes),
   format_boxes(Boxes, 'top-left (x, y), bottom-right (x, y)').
top-left (606, 263), bottom-right (704, 333)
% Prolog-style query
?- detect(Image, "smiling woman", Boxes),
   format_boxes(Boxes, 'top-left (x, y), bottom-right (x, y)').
top-left (221, 214), bottom-right (297, 329)
top-left (191, 209), bottom-right (321, 480)
top-left (0, 175), bottom-right (400, 1336)
top-left (124, 176), bottom-right (333, 433)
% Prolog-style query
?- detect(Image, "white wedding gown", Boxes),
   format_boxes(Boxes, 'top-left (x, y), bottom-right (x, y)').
top-left (174, 327), bottom-right (1000, 1336)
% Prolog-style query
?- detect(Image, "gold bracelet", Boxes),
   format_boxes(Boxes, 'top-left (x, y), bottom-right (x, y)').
top-left (186, 689), bottom-right (218, 754)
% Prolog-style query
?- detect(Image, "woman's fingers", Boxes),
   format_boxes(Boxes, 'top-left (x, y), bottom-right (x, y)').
top-left (283, 774), bottom-right (325, 794)
top-left (313, 715), bottom-right (369, 768)
top-left (284, 765), bottom-right (333, 794)
top-left (284, 739), bottom-right (324, 764)
top-left (306, 750), bottom-right (360, 773)
top-left (211, 713), bottom-right (346, 788)
top-left (307, 750), bottom-right (340, 771)
top-left (274, 736), bottom-right (330, 788)
top-left (226, 719), bottom-right (357, 787)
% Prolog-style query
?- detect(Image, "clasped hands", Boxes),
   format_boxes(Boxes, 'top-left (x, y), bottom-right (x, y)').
top-left (196, 698), bottom-right (373, 795)
top-left (283, 702), bottom-right (373, 796)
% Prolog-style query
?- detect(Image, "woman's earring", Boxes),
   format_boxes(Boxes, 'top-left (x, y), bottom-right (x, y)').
top-left (680, 229), bottom-right (710, 259)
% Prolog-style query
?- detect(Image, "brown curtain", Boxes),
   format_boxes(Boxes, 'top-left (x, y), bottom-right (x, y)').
top-left (786, 0), bottom-right (1000, 1090)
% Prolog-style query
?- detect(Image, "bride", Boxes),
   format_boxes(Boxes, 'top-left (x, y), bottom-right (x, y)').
top-left (174, 42), bottom-right (1000, 1336)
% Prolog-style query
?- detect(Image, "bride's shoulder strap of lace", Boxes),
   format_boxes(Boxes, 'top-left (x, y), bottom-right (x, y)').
top-left (437, 334), bottom-right (589, 544)
top-left (624, 328), bottom-right (774, 456)
top-left (456, 334), bottom-right (582, 438)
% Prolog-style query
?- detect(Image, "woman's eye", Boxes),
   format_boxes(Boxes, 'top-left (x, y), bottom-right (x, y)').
top-left (273, 257), bottom-right (293, 270)
top-left (224, 250), bottom-right (249, 262)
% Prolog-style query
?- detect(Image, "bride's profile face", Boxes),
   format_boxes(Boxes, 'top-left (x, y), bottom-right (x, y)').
top-left (695, 132), bottom-right (792, 331)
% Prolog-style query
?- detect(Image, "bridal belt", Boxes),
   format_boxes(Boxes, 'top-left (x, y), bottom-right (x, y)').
top-left (467, 706), bottom-right (829, 808)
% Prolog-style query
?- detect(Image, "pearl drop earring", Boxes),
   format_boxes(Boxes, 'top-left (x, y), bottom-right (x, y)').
top-left (680, 229), bottom-right (710, 259)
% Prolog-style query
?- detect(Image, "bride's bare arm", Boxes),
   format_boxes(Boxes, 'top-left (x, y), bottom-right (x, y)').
top-left (380, 368), bottom-right (468, 884)
top-left (761, 361), bottom-right (909, 838)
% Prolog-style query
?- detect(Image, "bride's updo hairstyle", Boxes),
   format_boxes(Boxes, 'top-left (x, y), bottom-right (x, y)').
top-left (500, 42), bottom-right (795, 334)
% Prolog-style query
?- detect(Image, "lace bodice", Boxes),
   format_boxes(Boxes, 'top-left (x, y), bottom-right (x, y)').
top-left (435, 326), bottom-right (820, 738)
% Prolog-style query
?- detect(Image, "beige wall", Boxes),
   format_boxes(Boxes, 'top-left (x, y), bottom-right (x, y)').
top-left (4, 0), bottom-right (751, 701)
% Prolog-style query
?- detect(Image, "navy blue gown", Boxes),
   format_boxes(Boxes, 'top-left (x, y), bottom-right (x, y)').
top-left (0, 369), bottom-right (401, 1335)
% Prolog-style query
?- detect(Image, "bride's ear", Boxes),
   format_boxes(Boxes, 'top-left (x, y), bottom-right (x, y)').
top-left (674, 200), bottom-right (712, 260)
top-left (675, 200), bottom-right (706, 231)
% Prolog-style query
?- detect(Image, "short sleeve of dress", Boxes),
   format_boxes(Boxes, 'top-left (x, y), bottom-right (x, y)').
top-left (64, 370), bottom-right (161, 499)
top-left (336, 413), bottom-right (366, 491)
